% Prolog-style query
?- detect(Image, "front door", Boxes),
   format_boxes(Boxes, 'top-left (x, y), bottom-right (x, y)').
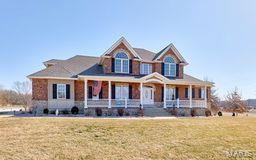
top-left (143, 87), bottom-right (154, 104)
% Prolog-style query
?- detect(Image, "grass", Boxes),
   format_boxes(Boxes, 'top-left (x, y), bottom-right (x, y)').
top-left (0, 117), bottom-right (255, 160)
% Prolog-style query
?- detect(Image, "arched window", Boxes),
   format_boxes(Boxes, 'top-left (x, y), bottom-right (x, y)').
top-left (115, 52), bottom-right (129, 73)
top-left (164, 56), bottom-right (176, 77)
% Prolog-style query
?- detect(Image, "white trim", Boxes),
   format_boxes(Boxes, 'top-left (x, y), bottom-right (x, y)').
top-left (108, 81), bottom-right (111, 108)
top-left (189, 85), bottom-right (192, 108)
top-left (101, 37), bottom-right (142, 60)
top-left (84, 79), bottom-right (88, 108)
top-left (163, 56), bottom-right (177, 77)
top-left (114, 52), bottom-right (130, 74)
top-left (27, 76), bottom-right (77, 80)
top-left (154, 43), bottom-right (188, 64)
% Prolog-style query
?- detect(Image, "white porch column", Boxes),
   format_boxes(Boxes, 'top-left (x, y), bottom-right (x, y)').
top-left (108, 81), bottom-right (111, 108)
top-left (189, 85), bottom-right (192, 108)
top-left (163, 83), bottom-right (167, 108)
top-left (140, 82), bottom-right (143, 108)
top-left (204, 86), bottom-right (207, 108)
top-left (84, 79), bottom-right (88, 108)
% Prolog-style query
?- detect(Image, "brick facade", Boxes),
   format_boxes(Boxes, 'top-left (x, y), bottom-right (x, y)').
top-left (75, 80), bottom-right (84, 101)
top-left (32, 79), bottom-right (48, 100)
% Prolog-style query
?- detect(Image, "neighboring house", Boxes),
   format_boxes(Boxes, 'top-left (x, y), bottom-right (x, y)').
top-left (28, 37), bottom-right (213, 115)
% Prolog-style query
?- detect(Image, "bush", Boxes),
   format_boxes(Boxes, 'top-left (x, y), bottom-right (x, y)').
top-left (191, 108), bottom-right (197, 117)
top-left (43, 108), bottom-right (49, 114)
top-left (117, 108), bottom-right (124, 116)
top-left (62, 109), bottom-right (69, 115)
top-left (71, 106), bottom-right (79, 115)
top-left (50, 110), bottom-right (55, 114)
top-left (124, 110), bottom-right (130, 116)
top-left (218, 111), bottom-right (222, 116)
top-left (137, 108), bottom-right (144, 117)
top-left (170, 108), bottom-right (178, 116)
top-left (95, 108), bottom-right (102, 116)
top-left (205, 109), bottom-right (211, 117)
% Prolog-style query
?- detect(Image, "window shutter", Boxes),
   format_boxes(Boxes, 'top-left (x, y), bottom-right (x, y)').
top-left (161, 63), bottom-right (165, 75)
top-left (161, 86), bottom-right (164, 101)
top-left (111, 58), bottom-right (115, 72)
top-left (99, 88), bottom-right (103, 99)
top-left (53, 84), bottom-right (57, 99)
top-left (176, 64), bottom-right (179, 77)
top-left (185, 88), bottom-right (188, 99)
top-left (129, 85), bottom-right (132, 99)
top-left (66, 84), bottom-right (70, 99)
top-left (129, 59), bottom-right (133, 74)
top-left (198, 88), bottom-right (202, 98)
top-left (111, 84), bottom-right (115, 99)
top-left (175, 87), bottom-right (179, 99)
top-left (206, 88), bottom-right (209, 99)
top-left (192, 88), bottom-right (195, 98)
top-left (88, 86), bottom-right (93, 99)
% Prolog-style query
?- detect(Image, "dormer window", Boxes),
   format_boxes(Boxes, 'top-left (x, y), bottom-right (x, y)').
top-left (115, 52), bottom-right (129, 73)
top-left (164, 56), bottom-right (176, 77)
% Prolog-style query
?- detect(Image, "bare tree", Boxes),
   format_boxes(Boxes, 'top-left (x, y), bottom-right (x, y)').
top-left (225, 87), bottom-right (247, 115)
top-left (210, 88), bottom-right (220, 114)
top-left (13, 81), bottom-right (32, 111)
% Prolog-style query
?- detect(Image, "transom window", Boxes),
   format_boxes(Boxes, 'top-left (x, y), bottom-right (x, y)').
top-left (166, 87), bottom-right (175, 100)
top-left (115, 52), bottom-right (129, 73)
top-left (57, 84), bottom-right (66, 99)
top-left (164, 56), bottom-right (176, 77)
top-left (115, 85), bottom-right (129, 99)
top-left (140, 63), bottom-right (152, 75)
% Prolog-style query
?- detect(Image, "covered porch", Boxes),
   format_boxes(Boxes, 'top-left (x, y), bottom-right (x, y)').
top-left (80, 72), bottom-right (211, 109)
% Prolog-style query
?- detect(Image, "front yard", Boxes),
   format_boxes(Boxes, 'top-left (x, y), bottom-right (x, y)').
top-left (0, 117), bottom-right (255, 160)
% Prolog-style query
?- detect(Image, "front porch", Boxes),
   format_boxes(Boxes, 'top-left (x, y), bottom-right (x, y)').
top-left (83, 73), bottom-right (210, 109)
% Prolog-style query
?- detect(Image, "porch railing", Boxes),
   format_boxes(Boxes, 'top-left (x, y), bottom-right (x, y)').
top-left (87, 99), bottom-right (141, 108)
top-left (166, 99), bottom-right (206, 108)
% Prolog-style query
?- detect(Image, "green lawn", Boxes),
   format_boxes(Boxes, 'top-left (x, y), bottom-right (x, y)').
top-left (0, 117), bottom-right (255, 160)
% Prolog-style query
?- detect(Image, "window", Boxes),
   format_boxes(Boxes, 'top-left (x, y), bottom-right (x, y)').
top-left (57, 84), bottom-right (66, 99)
top-left (166, 87), bottom-right (175, 100)
top-left (115, 52), bottom-right (129, 73)
top-left (185, 88), bottom-right (190, 99)
top-left (201, 87), bottom-right (205, 99)
top-left (115, 85), bottom-right (129, 99)
top-left (140, 63), bottom-right (152, 75)
top-left (164, 56), bottom-right (176, 77)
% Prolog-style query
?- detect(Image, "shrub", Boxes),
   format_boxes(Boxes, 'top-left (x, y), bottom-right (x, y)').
top-left (218, 111), bottom-right (222, 116)
top-left (50, 110), bottom-right (55, 114)
top-left (205, 109), bottom-right (211, 117)
top-left (124, 110), bottom-right (130, 116)
top-left (43, 108), bottom-right (49, 114)
top-left (62, 109), bottom-right (69, 115)
top-left (191, 108), bottom-right (197, 117)
top-left (170, 108), bottom-right (178, 116)
top-left (107, 109), bottom-right (113, 116)
top-left (95, 108), bottom-right (102, 116)
top-left (71, 106), bottom-right (79, 115)
top-left (84, 110), bottom-right (92, 116)
top-left (117, 108), bottom-right (124, 116)
top-left (137, 108), bottom-right (144, 117)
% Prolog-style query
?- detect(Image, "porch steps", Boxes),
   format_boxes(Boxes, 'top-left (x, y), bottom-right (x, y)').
top-left (143, 107), bottom-right (170, 117)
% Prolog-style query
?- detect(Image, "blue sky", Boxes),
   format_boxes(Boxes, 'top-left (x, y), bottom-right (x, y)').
top-left (0, 0), bottom-right (255, 100)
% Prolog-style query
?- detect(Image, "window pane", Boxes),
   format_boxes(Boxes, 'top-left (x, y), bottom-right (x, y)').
top-left (170, 64), bottom-right (176, 77)
top-left (57, 84), bottom-right (66, 99)
top-left (164, 64), bottom-right (170, 76)
top-left (115, 52), bottom-right (128, 59)
top-left (115, 59), bottom-right (121, 72)
top-left (148, 64), bottom-right (152, 74)
top-left (122, 60), bottom-right (129, 73)
top-left (164, 57), bottom-right (175, 63)
top-left (122, 86), bottom-right (129, 99)
top-left (115, 86), bottom-right (121, 99)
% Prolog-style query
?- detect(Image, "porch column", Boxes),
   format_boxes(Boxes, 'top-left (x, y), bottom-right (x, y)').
top-left (204, 86), bottom-right (207, 108)
top-left (189, 85), bottom-right (192, 108)
top-left (108, 81), bottom-right (111, 108)
top-left (84, 79), bottom-right (88, 108)
top-left (140, 82), bottom-right (143, 108)
top-left (163, 83), bottom-right (166, 108)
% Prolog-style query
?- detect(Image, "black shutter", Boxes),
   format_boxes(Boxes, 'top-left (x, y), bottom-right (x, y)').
top-left (99, 88), bottom-right (103, 99)
top-left (185, 88), bottom-right (188, 99)
top-left (176, 64), bottom-right (179, 77)
top-left (53, 84), bottom-right (57, 99)
top-left (175, 87), bottom-right (179, 99)
top-left (66, 84), bottom-right (70, 99)
top-left (111, 84), bottom-right (115, 99)
top-left (129, 84), bottom-right (132, 99)
top-left (198, 88), bottom-right (202, 99)
top-left (161, 63), bottom-right (165, 75)
top-left (129, 60), bottom-right (133, 74)
top-left (111, 58), bottom-right (115, 72)
top-left (88, 86), bottom-right (93, 99)
top-left (161, 86), bottom-right (164, 101)
top-left (192, 88), bottom-right (195, 98)
top-left (206, 88), bottom-right (209, 99)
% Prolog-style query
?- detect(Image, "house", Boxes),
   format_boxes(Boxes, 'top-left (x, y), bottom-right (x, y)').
top-left (28, 37), bottom-right (214, 116)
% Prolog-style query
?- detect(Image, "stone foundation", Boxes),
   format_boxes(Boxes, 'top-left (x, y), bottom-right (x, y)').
top-left (166, 107), bottom-right (206, 117)
top-left (84, 107), bottom-right (143, 117)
